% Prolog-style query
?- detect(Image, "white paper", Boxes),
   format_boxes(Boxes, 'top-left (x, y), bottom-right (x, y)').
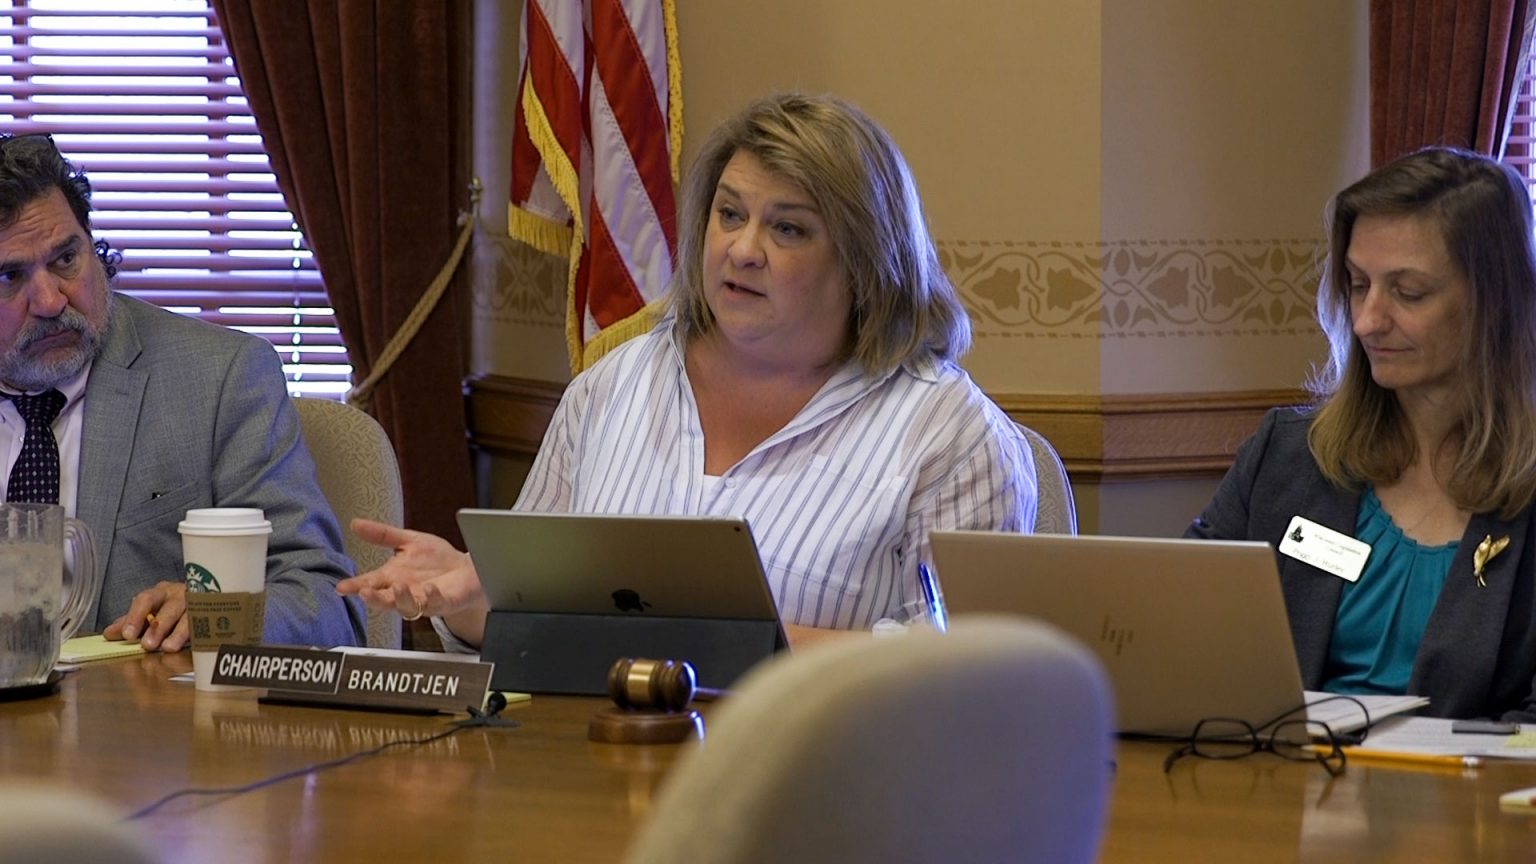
top-left (1351, 716), bottom-right (1536, 760)
top-left (1304, 690), bottom-right (1429, 733)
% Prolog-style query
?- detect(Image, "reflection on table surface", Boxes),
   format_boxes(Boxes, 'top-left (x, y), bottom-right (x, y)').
top-left (8, 655), bottom-right (1536, 862)
top-left (1107, 739), bottom-right (1536, 862)
top-left (0, 654), bottom-right (684, 863)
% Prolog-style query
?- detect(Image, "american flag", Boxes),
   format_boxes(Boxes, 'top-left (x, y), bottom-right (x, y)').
top-left (509, 0), bottom-right (682, 372)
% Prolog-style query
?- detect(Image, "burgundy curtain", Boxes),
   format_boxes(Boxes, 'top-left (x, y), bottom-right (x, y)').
top-left (1371, 0), bottom-right (1536, 165)
top-left (210, 1), bottom-right (474, 547)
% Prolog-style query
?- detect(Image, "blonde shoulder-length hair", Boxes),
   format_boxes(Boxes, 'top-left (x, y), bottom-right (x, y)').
top-left (1308, 146), bottom-right (1536, 518)
top-left (667, 93), bottom-right (969, 374)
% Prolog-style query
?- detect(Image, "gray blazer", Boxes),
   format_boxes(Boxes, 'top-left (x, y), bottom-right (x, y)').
top-left (1187, 408), bottom-right (1536, 722)
top-left (78, 294), bottom-right (365, 647)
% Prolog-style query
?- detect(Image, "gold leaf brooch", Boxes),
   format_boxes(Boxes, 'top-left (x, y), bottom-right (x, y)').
top-left (1474, 535), bottom-right (1510, 588)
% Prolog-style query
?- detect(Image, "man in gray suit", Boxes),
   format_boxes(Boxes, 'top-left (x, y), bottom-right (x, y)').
top-left (0, 134), bottom-right (364, 650)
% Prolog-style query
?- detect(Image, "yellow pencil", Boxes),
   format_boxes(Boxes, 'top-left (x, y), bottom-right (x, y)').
top-left (1341, 747), bottom-right (1483, 770)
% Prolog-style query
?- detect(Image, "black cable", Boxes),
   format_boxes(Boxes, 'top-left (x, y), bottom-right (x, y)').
top-left (125, 700), bottom-right (517, 822)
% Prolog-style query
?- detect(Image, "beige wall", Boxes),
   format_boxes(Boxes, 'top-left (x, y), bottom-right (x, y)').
top-left (468, 0), bottom-right (565, 505)
top-left (1090, 0), bottom-right (1368, 534)
top-left (1098, 0), bottom-right (1366, 398)
top-left (468, 0), bottom-right (570, 389)
top-left (468, 0), bottom-right (1370, 534)
top-left (677, 1), bottom-right (1105, 396)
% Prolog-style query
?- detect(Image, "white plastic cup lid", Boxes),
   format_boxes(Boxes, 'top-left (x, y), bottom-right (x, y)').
top-left (178, 507), bottom-right (272, 536)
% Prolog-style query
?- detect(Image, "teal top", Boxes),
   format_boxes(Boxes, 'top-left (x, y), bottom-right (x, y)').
top-left (1321, 488), bottom-right (1458, 695)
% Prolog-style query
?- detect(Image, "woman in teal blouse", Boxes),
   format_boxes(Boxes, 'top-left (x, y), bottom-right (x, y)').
top-left (1188, 147), bottom-right (1536, 721)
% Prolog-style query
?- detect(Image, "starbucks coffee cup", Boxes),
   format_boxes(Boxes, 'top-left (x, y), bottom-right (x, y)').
top-left (179, 508), bottom-right (271, 691)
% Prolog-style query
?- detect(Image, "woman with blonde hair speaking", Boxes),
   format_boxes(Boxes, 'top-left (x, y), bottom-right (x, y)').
top-left (339, 93), bottom-right (1036, 649)
top-left (1188, 147), bottom-right (1536, 720)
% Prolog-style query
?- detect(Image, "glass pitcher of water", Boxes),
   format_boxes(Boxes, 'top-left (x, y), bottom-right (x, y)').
top-left (0, 503), bottom-right (98, 687)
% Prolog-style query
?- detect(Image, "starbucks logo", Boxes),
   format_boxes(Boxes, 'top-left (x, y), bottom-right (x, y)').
top-left (185, 563), bottom-right (222, 593)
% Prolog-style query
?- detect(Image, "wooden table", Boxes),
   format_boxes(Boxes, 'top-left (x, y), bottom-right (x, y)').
top-left (8, 655), bottom-right (1536, 862)
top-left (3, 653), bottom-right (681, 862)
top-left (1105, 737), bottom-right (1536, 863)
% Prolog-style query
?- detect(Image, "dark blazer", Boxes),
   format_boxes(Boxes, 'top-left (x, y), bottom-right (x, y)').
top-left (1186, 408), bottom-right (1536, 721)
top-left (78, 294), bottom-right (365, 647)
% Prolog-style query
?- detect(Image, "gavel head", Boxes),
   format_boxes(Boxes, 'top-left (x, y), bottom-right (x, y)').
top-left (607, 658), bottom-right (697, 712)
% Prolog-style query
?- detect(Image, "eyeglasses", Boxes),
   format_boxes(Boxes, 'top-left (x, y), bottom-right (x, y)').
top-left (1162, 716), bottom-right (1347, 777)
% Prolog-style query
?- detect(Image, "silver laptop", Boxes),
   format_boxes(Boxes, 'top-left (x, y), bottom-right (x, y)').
top-left (458, 509), bottom-right (784, 623)
top-left (929, 531), bottom-right (1306, 737)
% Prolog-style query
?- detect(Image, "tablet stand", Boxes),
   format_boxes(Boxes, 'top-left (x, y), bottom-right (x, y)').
top-left (480, 610), bottom-right (783, 695)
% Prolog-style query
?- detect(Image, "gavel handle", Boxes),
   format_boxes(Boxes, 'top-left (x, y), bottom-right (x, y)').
top-left (693, 687), bottom-right (727, 702)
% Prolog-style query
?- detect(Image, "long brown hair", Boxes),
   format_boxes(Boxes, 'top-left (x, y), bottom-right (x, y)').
top-left (1308, 147), bottom-right (1536, 518)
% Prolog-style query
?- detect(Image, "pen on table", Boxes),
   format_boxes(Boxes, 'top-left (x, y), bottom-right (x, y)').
top-left (1340, 747), bottom-right (1483, 770)
top-left (132, 611), bottom-right (154, 641)
top-left (916, 563), bottom-right (948, 633)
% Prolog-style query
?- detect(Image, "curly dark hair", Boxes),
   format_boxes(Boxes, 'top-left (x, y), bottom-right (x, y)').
top-left (0, 134), bottom-right (119, 278)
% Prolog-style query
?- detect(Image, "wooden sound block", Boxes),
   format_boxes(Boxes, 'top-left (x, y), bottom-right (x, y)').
top-left (588, 707), bottom-right (703, 745)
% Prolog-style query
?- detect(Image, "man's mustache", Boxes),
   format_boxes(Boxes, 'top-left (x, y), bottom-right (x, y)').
top-left (15, 311), bottom-right (89, 351)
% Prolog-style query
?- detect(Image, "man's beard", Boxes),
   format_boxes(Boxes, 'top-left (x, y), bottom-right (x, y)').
top-left (0, 291), bottom-right (111, 392)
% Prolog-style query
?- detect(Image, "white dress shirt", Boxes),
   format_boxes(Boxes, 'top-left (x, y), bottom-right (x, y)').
top-left (0, 362), bottom-right (91, 518)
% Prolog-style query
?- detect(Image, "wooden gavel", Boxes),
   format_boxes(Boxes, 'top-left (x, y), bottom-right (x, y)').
top-left (606, 657), bottom-right (725, 712)
top-left (589, 658), bottom-right (725, 745)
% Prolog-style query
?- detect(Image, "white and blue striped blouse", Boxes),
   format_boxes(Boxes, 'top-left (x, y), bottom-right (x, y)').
top-left (508, 321), bottom-right (1037, 630)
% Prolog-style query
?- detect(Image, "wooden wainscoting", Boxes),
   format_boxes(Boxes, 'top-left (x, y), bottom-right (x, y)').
top-left (463, 374), bottom-right (566, 458)
top-left (464, 374), bottom-right (1306, 483)
top-left (1000, 390), bottom-right (1307, 481)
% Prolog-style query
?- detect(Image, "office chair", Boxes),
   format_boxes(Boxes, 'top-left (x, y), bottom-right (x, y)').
top-left (625, 616), bottom-right (1115, 864)
top-left (293, 397), bottom-right (405, 649)
top-left (1016, 422), bottom-right (1077, 534)
top-left (0, 783), bottom-right (156, 863)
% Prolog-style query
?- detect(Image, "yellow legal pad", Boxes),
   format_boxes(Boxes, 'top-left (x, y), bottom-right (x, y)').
top-left (59, 634), bottom-right (147, 664)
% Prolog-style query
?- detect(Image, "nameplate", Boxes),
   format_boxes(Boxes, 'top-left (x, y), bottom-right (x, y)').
top-left (211, 645), bottom-right (495, 714)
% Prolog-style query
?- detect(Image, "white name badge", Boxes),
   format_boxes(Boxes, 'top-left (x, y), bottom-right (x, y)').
top-left (1277, 516), bottom-right (1371, 583)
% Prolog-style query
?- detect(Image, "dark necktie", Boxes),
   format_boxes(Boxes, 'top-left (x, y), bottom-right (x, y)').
top-left (7, 390), bottom-right (66, 505)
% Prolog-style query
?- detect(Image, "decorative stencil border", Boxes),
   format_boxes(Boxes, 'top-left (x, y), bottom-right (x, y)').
top-left (470, 230), bottom-right (566, 326)
top-left (939, 238), bottom-right (1324, 338)
top-left (471, 233), bottom-right (1328, 339)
